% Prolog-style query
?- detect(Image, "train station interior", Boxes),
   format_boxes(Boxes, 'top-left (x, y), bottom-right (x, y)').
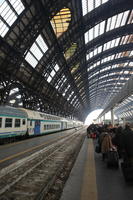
top-left (0, 0), bottom-right (132, 122)
top-left (0, 0), bottom-right (133, 199)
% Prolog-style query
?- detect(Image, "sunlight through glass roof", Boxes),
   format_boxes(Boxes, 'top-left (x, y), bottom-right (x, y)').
top-left (0, 0), bottom-right (24, 37)
top-left (82, 0), bottom-right (108, 16)
top-left (51, 8), bottom-right (71, 38)
top-left (25, 35), bottom-right (48, 68)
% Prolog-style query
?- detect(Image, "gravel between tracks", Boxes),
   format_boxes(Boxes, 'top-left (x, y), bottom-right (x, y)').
top-left (0, 129), bottom-right (86, 200)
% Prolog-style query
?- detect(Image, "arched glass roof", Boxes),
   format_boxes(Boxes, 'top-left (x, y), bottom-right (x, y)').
top-left (0, 0), bottom-right (133, 121)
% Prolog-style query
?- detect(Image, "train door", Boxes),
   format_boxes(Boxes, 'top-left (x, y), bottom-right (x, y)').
top-left (34, 120), bottom-right (40, 135)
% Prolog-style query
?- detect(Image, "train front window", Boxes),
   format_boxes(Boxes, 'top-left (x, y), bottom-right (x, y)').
top-left (0, 118), bottom-right (2, 127)
top-left (5, 118), bottom-right (12, 128)
top-left (15, 119), bottom-right (20, 127)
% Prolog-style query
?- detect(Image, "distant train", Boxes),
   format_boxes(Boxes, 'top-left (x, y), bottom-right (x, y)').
top-left (0, 106), bottom-right (83, 141)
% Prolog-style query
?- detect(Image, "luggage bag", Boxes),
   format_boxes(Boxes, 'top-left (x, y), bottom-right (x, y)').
top-left (107, 150), bottom-right (119, 168)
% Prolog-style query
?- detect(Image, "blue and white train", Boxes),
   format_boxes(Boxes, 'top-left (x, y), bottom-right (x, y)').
top-left (0, 106), bottom-right (83, 140)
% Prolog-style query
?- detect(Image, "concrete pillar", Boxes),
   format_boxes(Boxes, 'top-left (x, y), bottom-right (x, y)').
top-left (111, 108), bottom-right (114, 126)
top-left (103, 114), bottom-right (105, 124)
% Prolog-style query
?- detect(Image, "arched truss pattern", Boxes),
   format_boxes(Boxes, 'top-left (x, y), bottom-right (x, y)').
top-left (114, 95), bottom-right (133, 121)
top-left (0, 0), bottom-right (133, 121)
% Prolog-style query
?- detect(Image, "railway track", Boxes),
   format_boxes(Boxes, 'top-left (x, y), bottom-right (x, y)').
top-left (0, 129), bottom-right (86, 200)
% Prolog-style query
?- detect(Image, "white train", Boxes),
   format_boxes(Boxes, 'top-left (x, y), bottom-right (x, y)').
top-left (0, 106), bottom-right (83, 140)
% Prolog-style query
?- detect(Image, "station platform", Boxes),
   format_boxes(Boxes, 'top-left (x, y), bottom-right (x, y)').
top-left (60, 138), bottom-right (133, 200)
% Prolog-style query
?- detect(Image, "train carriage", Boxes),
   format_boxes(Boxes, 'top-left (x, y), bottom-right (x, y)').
top-left (0, 106), bottom-right (83, 142)
top-left (0, 106), bottom-right (27, 139)
top-left (19, 108), bottom-right (63, 136)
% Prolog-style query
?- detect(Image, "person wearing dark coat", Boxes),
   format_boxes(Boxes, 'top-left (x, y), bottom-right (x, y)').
top-left (122, 123), bottom-right (133, 164)
top-left (112, 126), bottom-right (123, 158)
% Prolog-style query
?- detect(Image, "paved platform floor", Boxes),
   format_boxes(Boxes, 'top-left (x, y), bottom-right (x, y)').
top-left (60, 138), bottom-right (133, 200)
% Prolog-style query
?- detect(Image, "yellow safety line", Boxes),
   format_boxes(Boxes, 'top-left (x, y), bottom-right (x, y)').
top-left (80, 139), bottom-right (98, 200)
top-left (0, 135), bottom-right (65, 164)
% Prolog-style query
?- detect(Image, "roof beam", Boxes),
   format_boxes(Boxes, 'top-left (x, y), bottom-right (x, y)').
top-left (98, 75), bottom-right (133, 118)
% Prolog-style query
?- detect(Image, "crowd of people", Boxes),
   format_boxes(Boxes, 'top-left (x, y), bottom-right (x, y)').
top-left (87, 123), bottom-right (133, 165)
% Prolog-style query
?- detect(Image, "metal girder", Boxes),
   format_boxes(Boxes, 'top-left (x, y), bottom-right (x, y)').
top-left (87, 43), bottom-right (133, 65)
top-left (34, 1), bottom-right (133, 72)
top-left (58, 0), bottom-right (133, 50)
top-left (30, 0), bottom-right (87, 113)
top-left (88, 66), bottom-right (132, 83)
top-left (87, 57), bottom-right (133, 75)
top-left (98, 75), bottom-right (133, 119)
top-left (0, 35), bottom-right (79, 118)
top-left (115, 101), bottom-right (133, 116)
top-left (90, 79), bottom-right (125, 90)
top-left (67, 24), bottom-right (133, 67)
top-left (70, 58), bottom-right (133, 84)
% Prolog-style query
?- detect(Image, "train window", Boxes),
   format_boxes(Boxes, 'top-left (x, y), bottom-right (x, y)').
top-left (5, 118), bottom-right (12, 128)
top-left (0, 118), bottom-right (2, 127)
top-left (22, 119), bottom-right (26, 125)
top-left (15, 119), bottom-right (20, 127)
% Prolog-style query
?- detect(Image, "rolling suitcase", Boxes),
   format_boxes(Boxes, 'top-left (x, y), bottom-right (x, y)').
top-left (107, 149), bottom-right (119, 168)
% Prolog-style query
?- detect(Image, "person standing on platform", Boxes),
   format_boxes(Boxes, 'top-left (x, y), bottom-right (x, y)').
top-left (101, 132), bottom-right (114, 161)
top-left (122, 123), bottom-right (133, 164)
top-left (112, 126), bottom-right (123, 158)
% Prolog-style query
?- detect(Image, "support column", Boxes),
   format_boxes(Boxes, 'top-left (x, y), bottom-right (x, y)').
top-left (103, 114), bottom-right (105, 124)
top-left (111, 108), bottom-right (114, 126)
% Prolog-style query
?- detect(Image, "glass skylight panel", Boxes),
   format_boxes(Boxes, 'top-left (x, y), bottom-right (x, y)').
top-left (87, 0), bottom-right (93, 13)
top-left (30, 43), bottom-right (43, 60)
top-left (95, 0), bottom-right (101, 8)
top-left (47, 76), bottom-right (52, 83)
top-left (110, 39), bottom-right (116, 48)
top-left (25, 34), bottom-right (48, 68)
top-left (89, 27), bottom-right (93, 41)
top-left (10, 0), bottom-right (24, 15)
top-left (0, 0), bottom-right (25, 37)
top-left (110, 15), bottom-right (117, 30)
top-left (130, 51), bottom-right (133, 56)
top-left (82, 0), bottom-right (87, 16)
top-left (0, 1), bottom-right (16, 25)
top-left (106, 17), bottom-right (111, 32)
top-left (94, 49), bottom-right (97, 56)
top-left (99, 21), bottom-right (105, 35)
top-left (98, 46), bottom-right (102, 53)
top-left (36, 35), bottom-right (48, 53)
top-left (82, 0), bottom-right (109, 16)
top-left (25, 52), bottom-right (38, 68)
top-left (121, 11), bottom-right (129, 26)
top-left (102, 0), bottom-right (108, 3)
top-left (94, 23), bottom-right (99, 38)
top-left (115, 13), bottom-right (123, 28)
top-left (103, 43), bottom-right (107, 51)
top-left (106, 11), bottom-right (130, 33)
top-left (115, 37), bottom-right (120, 46)
top-left (84, 32), bottom-right (89, 44)
top-left (129, 62), bottom-right (133, 66)
top-left (54, 64), bottom-right (59, 71)
top-left (90, 51), bottom-right (93, 58)
top-left (50, 70), bottom-right (55, 77)
top-left (97, 61), bottom-right (100, 65)
top-left (86, 21), bottom-right (106, 43)
top-left (86, 54), bottom-right (89, 60)
top-left (0, 20), bottom-right (9, 37)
